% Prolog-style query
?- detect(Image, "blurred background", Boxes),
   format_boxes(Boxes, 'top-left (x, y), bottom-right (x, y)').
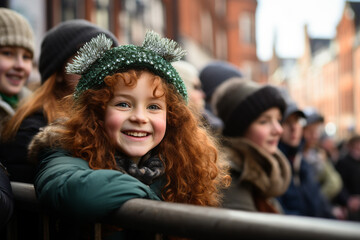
top-left (0, 0), bottom-right (359, 141)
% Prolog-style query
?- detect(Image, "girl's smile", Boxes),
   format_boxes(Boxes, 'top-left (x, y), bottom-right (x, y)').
top-left (122, 130), bottom-right (150, 138)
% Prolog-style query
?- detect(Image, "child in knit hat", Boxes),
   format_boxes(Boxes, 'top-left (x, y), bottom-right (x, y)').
top-left (211, 78), bottom-right (291, 213)
top-left (0, 8), bottom-right (35, 131)
top-left (28, 31), bottom-right (229, 238)
top-left (1, 19), bottom-right (119, 183)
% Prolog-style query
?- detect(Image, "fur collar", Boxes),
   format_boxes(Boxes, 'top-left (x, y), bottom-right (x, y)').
top-left (223, 137), bottom-right (291, 197)
top-left (28, 121), bottom-right (65, 163)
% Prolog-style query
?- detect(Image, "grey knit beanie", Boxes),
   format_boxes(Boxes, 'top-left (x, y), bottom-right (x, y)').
top-left (212, 78), bottom-right (286, 137)
top-left (0, 8), bottom-right (35, 55)
top-left (39, 19), bottom-right (119, 83)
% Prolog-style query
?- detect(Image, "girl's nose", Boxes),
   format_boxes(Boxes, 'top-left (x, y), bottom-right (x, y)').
top-left (273, 120), bottom-right (283, 135)
top-left (14, 55), bottom-right (25, 69)
top-left (129, 108), bottom-right (148, 123)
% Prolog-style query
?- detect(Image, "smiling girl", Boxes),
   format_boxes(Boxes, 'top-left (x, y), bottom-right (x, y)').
top-left (28, 31), bottom-right (229, 239)
top-left (211, 78), bottom-right (291, 213)
top-left (0, 8), bottom-right (34, 132)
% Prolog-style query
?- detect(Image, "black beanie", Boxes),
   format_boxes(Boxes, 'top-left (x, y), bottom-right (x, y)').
top-left (199, 61), bottom-right (242, 102)
top-left (39, 19), bottom-right (119, 83)
top-left (211, 78), bottom-right (286, 137)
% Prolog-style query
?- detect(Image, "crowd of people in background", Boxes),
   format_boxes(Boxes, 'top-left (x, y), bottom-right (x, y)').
top-left (1, 7), bottom-right (360, 240)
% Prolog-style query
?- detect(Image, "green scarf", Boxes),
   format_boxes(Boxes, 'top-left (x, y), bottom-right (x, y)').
top-left (0, 93), bottom-right (18, 108)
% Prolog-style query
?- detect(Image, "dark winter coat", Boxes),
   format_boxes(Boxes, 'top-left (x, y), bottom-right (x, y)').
top-left (0, 110), bottom-right (48, 240)
top-left (0, 110), bottom-right (47, 183)
top-left (277, 141), bottom-right (334, 218)
top-left (336, 154), bottom-right (360, 197)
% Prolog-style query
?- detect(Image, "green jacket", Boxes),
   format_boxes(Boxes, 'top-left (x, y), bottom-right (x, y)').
top-left (28, 123), bottom-right (164, 239)
top-left (34, 148), bottom-right (161, 221)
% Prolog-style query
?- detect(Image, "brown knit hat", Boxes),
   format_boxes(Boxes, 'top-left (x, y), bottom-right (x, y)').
top-left (211, 78), bottom-right (286, 137)
top-left (0, 8), bottom-right (35, 55)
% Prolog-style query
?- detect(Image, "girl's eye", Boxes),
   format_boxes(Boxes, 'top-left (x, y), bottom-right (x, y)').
top-left (23, 53), bottom-right (32, 60)
top-left (258, 119), bottom-right (268, 124)
top-left (115, 102), bottom-right (130, 108)
top-left (0, 50), bottom-right (13, 57)
top-left (148, 104), bottom-right (160, 110)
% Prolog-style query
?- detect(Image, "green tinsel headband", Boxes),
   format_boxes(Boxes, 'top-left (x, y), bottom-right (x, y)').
top-left (66, 30), bottom-right (188, 101)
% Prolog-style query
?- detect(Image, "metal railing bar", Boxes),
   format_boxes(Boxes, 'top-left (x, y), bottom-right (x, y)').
top-left (10, 182), bottom-right (360, 240)
top-left (108, 198), bottom-right (360, 240)
top-left (11, 182), bottom-right (39, 211)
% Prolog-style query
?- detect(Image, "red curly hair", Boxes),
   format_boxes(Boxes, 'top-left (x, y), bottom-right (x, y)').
top-left (57, 69), bottom-right (229, 207)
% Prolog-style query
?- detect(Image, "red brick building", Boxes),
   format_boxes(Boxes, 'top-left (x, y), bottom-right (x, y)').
top-left (40, 0), bottom-right (259, 81)
top-left (336, 1), bottom-right (357, 136)
top-left (175, 0), bottom-right (259, 80)
top-left (271, 1), bottom-right (360, 139)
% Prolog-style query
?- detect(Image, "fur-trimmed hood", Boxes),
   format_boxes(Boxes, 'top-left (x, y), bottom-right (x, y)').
top-left (28, 122), bottom-right (65, 163)
top-left (223, 137), bottom-right (291, 197)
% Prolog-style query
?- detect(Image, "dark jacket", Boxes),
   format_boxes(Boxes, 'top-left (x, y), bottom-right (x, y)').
top-left (0, 111), bottom-right (48, 240)
top-left (0, 110), bottom-right (47, 183)
top-left (277, 141), bottom-right (334, 218)
top-left (0, 162), bottom-right (13, 228)
top-left (221, 138), bottom-right (291, 213)
top-left (336, 154), bottom-right (360, 199)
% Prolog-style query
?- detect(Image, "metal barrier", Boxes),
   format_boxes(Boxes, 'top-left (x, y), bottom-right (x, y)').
top-left (10, 182), bottom-right (360, 240)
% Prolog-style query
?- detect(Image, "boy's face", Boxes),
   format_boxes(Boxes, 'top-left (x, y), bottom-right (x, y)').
top-left (105, 71), bottom-right (167, 163)
top-left (244, 107), bottom-right (283, 154)
top-left (281, 113), bottom-right (304, 147)
top-left (0, 46), bottom-right (33, 96)
top-left (303, 122), bottom-right (323, 147)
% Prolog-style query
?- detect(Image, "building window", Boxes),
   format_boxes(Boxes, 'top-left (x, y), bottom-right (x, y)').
top-left (60, 0), bottom-right (87, 22)
top-left (239, 12), bottom-right (255, 44)
top-left (61, 0), bottom-right (78, 20)
top-left (201, 11), bottom-right (213, 52)
top-left (216, 30), bottom-right (227, 59)
top-left (143, 0), bottom-right (164, 34)
top-left (120, 0), bottom-right (165, 44)
top-left (96, 0), bottom-right (110, 30)
top-left (215, 0), bottom-right (226, 17)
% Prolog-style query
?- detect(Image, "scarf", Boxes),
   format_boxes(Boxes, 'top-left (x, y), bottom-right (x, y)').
top-left (0, 93), bottom-right (18, 108)
top-left (115, 149), bottom-right (165, 185)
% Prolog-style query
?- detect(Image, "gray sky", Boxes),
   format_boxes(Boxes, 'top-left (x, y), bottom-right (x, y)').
top-left (256, 0), bottom-right (347, 61)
